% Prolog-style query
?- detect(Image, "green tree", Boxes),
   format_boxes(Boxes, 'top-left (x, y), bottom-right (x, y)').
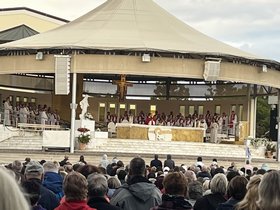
top-left (256, 97), bottom-right (270, 137)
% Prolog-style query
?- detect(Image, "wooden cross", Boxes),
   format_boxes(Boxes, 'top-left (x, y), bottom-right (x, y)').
top-left (113, 74), bottom-right (133, 101)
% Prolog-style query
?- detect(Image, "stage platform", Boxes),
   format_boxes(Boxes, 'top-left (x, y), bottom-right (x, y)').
top-left (0, 125), bottom-right (277, 169)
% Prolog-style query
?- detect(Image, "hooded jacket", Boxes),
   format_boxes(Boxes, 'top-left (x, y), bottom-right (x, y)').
top-left (110, 176), bottom-right (162, 210)
top-left (43, 172), bottom-right (64, 199)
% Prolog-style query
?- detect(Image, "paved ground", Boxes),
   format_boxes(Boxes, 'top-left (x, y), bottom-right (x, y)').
top-left (0, 149), bottom-right (279, 170)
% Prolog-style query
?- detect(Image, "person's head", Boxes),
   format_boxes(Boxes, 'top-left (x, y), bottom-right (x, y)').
top-left (79, 155), bottom-right (85, 161)
top-left (43, 161), bottom-right (58, 173)
top-left (226, 170), bottom-right (240, 182)
top-left (102, 154), bottom-right (107, 160)
top-left (12, 160), bottom-right (22, 173)
top-left (227, 176), bottom-right (248, 200)
top-left (117, 160), bottom-right (124, 168)
top-left (188, 181), bottom-right (203, 200)
top-left (129, 157), bottom-right (146, 177)
top-left (197, 157), bottom-right (202, 162)
top-left (117, 169), bottom-right (127, 181)
top-left (87, 173), bottom-right (108, 197)
top-left (0, 169), bottom-right (30, 210)
top-left (167, 154), bottom-right (172, 160)
top-left (24, 161), bottom-right (44, 180)
top-left (63, 172), bottom-right (88, 201)
top-left (163, 172), bottom-right (188, 196)
top-left (184, 170), bottom-right (197, 183)
top-left (154, 154), bottom-right (159, 160)
top-left (22, 180), bottom-right (41, 206)
top-left (210, 173), bottom-right (228, 194)
top-left (107, 176), bottom-right (121, 189)
top-left (256, 169), bottom-right (266, 175)
top-left (258, 171), bottom-right (280, 210)
top-left (76, 164), bottom-right (100, 178)
top-left (24, 157), bottom-right (31, 164)
top-left (236, 174), bottom-right (262, 210)
top-left (212, 167), bottom-right (225, 176)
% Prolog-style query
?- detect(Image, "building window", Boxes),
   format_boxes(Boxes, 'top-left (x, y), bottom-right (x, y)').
top-left (188, 105), bottom-right (195, 115)
top-left (109, 103), bottom-right (116, 114)
top-left (215, 105), bottom-right (221, 115)
top-left (99, 103), bottom-right (106, 122)
top-left (119, 103), bottom-right (126, 117)
top-left (198, 105), bottom-right (204, 115)
top-left (231, 105), bottom-right (236, 113)
top-left (16, 96), bottom-right (20, 102)
top-left (129, 104), bottom-right (136, 116)
top-left (238, 104), bottom-right (243, 121)
top-left (179, 105), bottom-right (185, 116)
top-left (23, 97), bottom-right (28, 103)
top-left (150, 105), bottom-right (157, 116)
top-left (31, 98), bottom-right (36, 103)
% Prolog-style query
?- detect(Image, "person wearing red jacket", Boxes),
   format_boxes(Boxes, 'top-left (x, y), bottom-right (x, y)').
top-left (55, 172), bottom-right (96, 210)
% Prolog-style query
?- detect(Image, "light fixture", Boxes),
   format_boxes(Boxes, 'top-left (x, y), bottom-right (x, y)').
top-left (142, 54), bottom-right (151, 63)
top-left (35, 52), bottom-right (43, 60)
top-left (262, 64), bottom-right (267, 73)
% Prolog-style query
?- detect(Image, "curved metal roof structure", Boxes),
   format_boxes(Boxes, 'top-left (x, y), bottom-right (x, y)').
top-left (0, 0), bottom-right (272, 61)
top-left (0, 0), bottom-right (279, 88)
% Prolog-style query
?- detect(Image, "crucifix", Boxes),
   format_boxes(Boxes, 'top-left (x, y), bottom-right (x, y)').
top-left (113, 74), bottom-right (133, 101)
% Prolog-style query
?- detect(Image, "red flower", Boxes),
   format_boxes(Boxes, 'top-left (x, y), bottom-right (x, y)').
top-left (77, 128), bottom-right (90, 133)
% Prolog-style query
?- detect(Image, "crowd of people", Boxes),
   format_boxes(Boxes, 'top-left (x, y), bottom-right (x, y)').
top-left (0, 154), bottom-right (279, 210)
top-left (2, 97), bottom-right (60, 126)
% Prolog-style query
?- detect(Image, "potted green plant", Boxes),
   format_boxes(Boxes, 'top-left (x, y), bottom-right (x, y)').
top-left (77, 127), bottom-right (91, 150)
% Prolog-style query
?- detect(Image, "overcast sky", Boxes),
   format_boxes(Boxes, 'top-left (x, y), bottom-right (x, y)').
top-left (1, 0), bottom-right (279, 61)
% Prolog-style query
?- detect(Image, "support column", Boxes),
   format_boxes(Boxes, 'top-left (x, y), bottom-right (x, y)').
top-left (249, 85), bottom-right (258, 138)
top-left (70, 73), bottom-right (77, 153)
top-left (249, 98), bottom-right (257, 138)
top-left (277, 89), bottom-right (280, 162)
top-left (247, 84), bottom-right (251, 136)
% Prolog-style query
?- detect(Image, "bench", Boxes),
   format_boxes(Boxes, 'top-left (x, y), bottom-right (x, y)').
top-left (17, 123), bottom-right (61, 136)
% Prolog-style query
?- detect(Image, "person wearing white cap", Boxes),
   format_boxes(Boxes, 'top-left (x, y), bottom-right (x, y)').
top-left (25, 161), bottom-right (59, 210)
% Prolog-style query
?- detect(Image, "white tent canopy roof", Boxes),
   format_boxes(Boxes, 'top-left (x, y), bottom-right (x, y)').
top-left (0, 0), bottom-right (273, 61)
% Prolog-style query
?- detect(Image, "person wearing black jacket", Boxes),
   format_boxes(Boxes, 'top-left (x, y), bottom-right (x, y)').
top-left (24, 161), bottom-right (59, 210)
top-left (150, 154), bottom-right (162, 169)
top-left (87, 173), bottom-right (121, 210)
top-left (164, 154), bottom-right (175, 170)
top-left (151, 172), bottom-right (193, 210)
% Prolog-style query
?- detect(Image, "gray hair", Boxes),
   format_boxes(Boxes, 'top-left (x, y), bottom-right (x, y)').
top-left (108, 176), bottom-right (121, 189)
top-left (87, 173), bottom-right (108, 197)
top-left (188, 181), bottom-right (203, 200)
top-left (12, 160), bottom-right (22, 172)
top-left (43, 161), bottom-right (58, 173)
top-left (210, 173), bottom-right (228, 194)
top-left (0, 169), bottom-right (30, 210)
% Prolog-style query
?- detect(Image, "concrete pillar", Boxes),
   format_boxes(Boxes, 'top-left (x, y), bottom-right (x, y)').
top-left (70, 73), bottom-right (77, 153)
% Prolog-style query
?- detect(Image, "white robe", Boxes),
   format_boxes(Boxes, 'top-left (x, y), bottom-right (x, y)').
top-left (4, 101), bottom-right (12, 125)
top-left (210, 122), bottom-right (219, 143)
top-left (40, 111), bottom-right (48, 125)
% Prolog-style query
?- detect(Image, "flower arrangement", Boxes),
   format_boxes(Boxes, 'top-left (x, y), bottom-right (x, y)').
top-left (85, 112), bottom-right (94, 120)
top-left (247, 137), bottom-right (269, 149)
top-left (266, 142), bottom-right (276, 153)
top-left (77, 127), bottom-right (91, 144)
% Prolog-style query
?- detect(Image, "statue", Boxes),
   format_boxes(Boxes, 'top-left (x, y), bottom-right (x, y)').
top-left (112, 74), bottom-right (133, 101)
top-left (79, 95), bottom-right (89, 120)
